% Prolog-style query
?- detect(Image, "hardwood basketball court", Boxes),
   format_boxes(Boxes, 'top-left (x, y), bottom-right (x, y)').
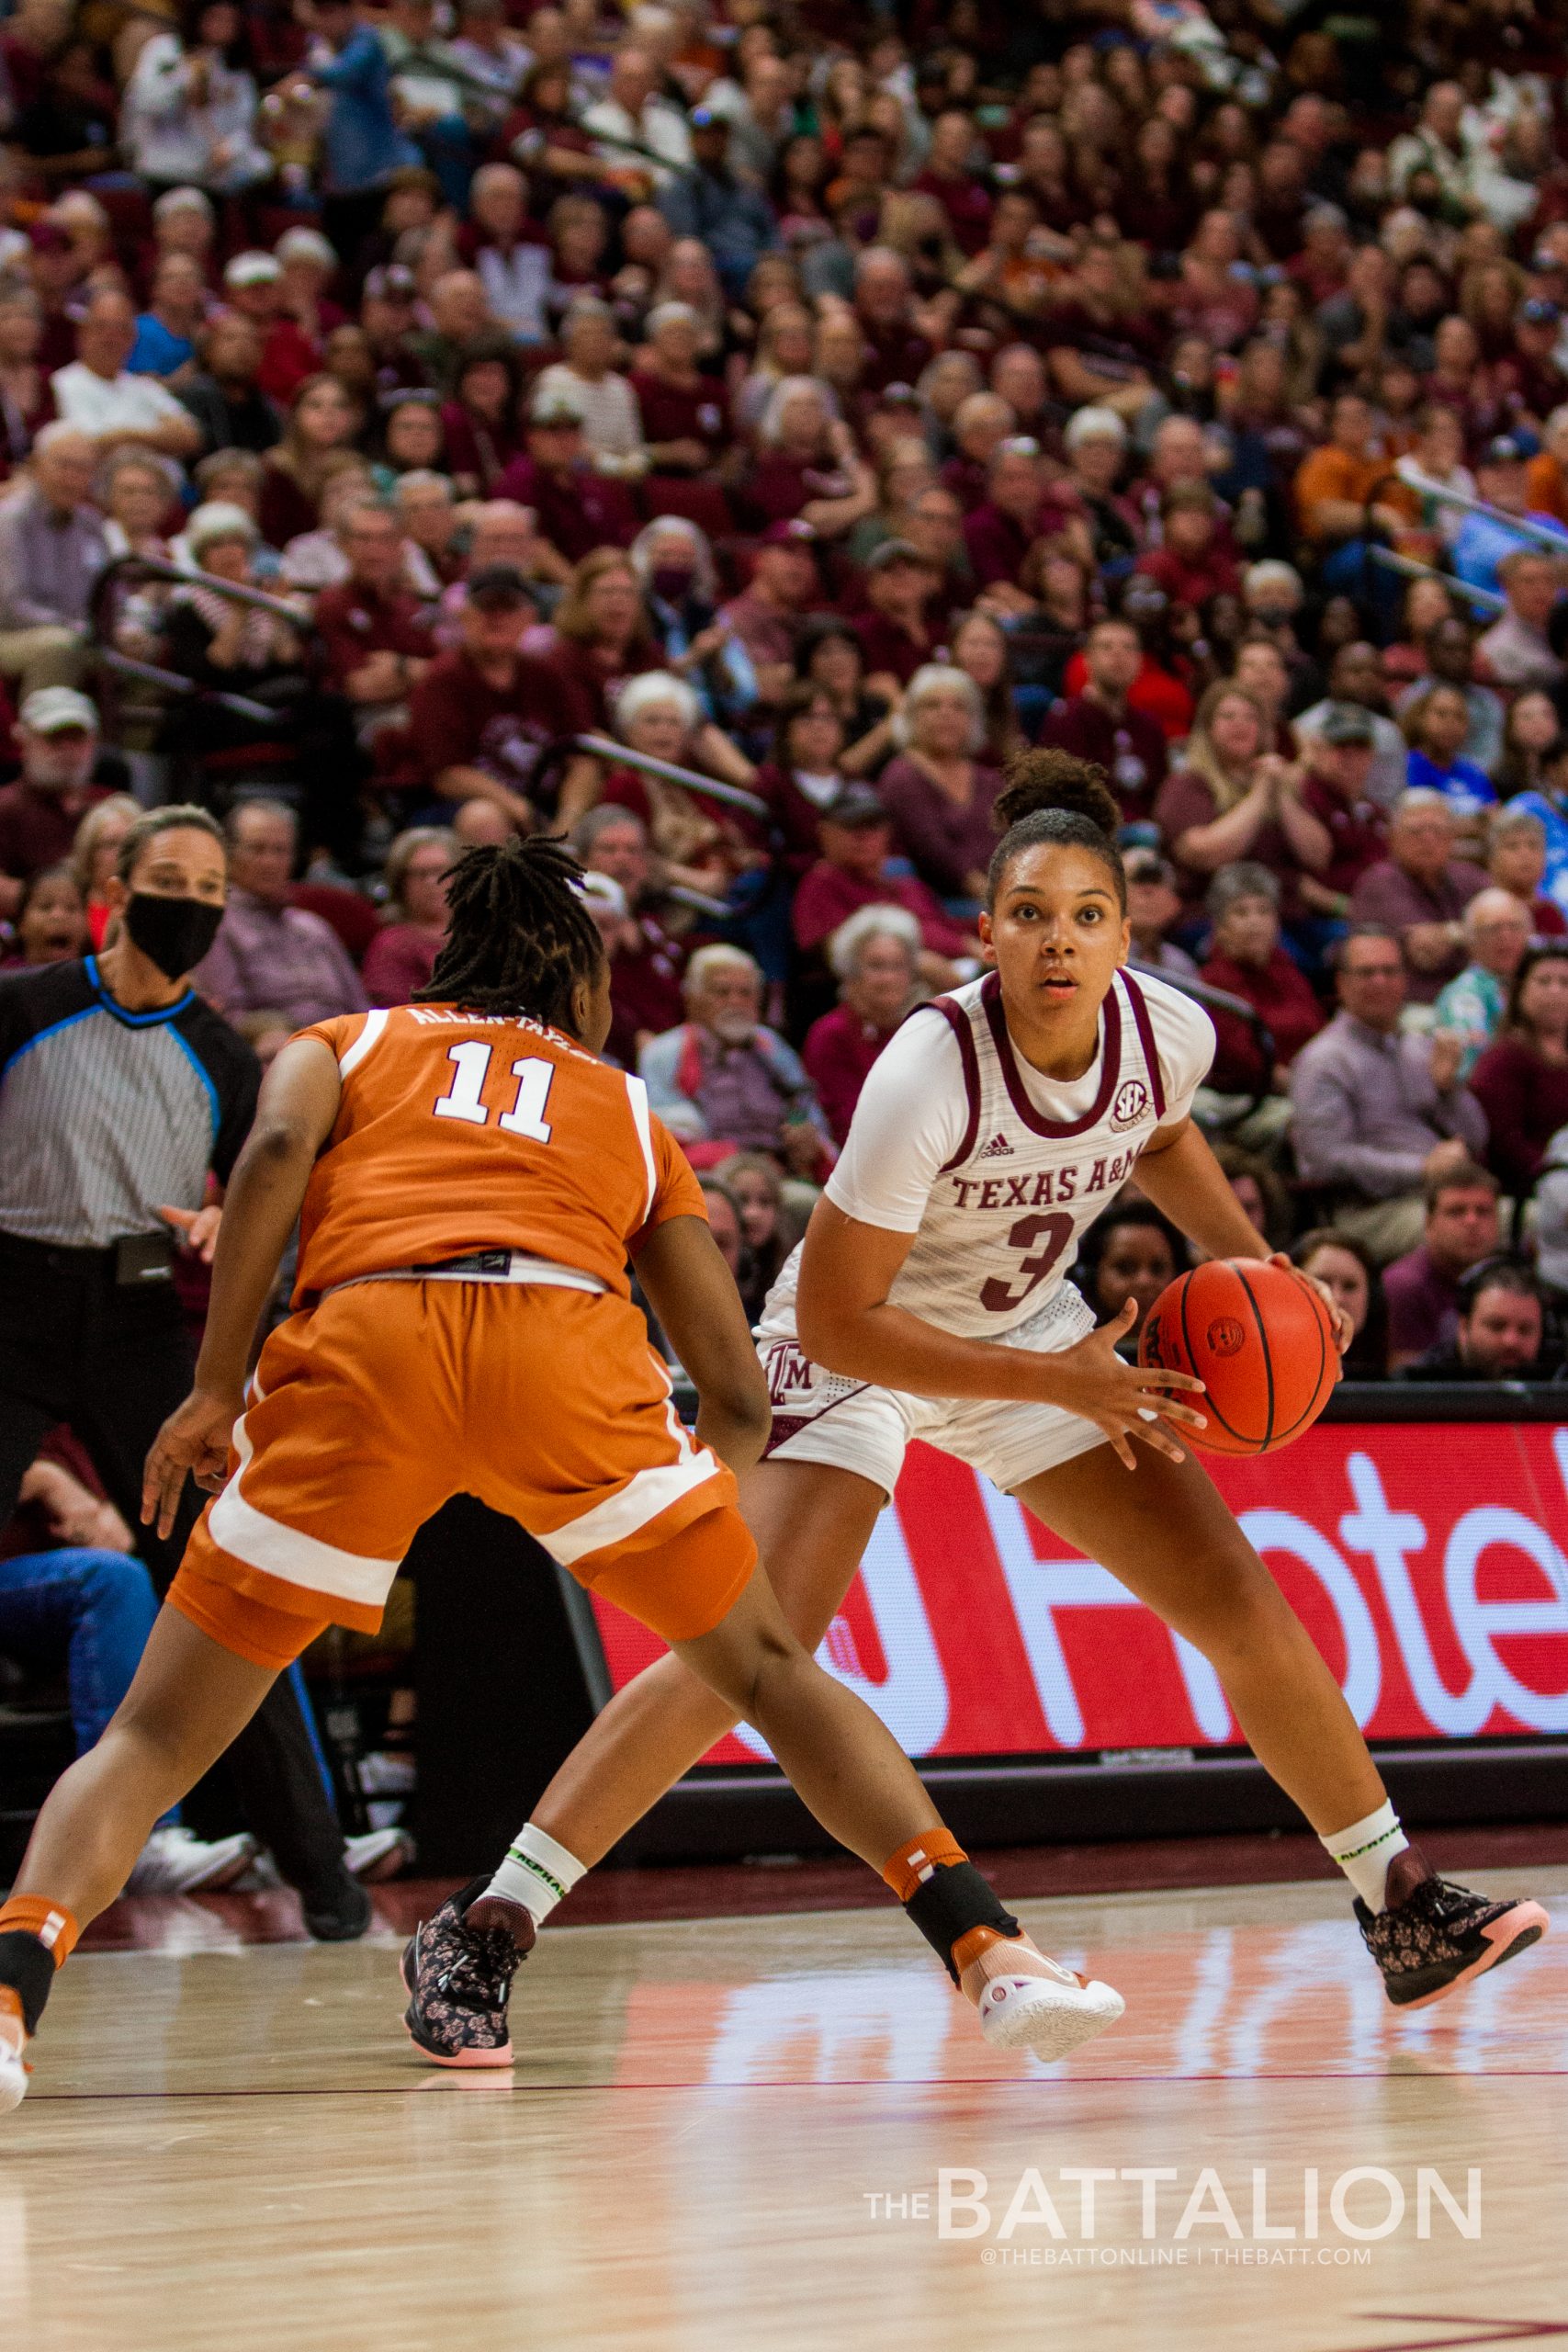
top-left (4, 1856), bottom-right (1563, 2351)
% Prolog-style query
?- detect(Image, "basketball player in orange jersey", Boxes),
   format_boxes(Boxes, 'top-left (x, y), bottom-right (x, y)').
top-left (0, 836), bottom-right (1202, 2113)
top-left (454, 763), bottom-right (1548, 2057)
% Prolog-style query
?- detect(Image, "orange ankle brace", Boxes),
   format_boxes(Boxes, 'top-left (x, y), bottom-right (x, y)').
top-left (0, 1896), bottom-right (81, 1968)
top-left (881, 1829), bottom-right (967, 1905)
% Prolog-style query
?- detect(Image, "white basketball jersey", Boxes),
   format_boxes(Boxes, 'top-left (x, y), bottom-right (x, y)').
top-left (763, 966), bottom-right (1213, 1342)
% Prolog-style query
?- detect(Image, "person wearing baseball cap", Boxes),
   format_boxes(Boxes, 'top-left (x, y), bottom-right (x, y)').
top-left (493, 391), bottom-right (639, 567)
top-left (0, 690), bottom-right (105, 917)
top-left (791, 779), bottom-right (976, 989)
top-left (854, 539), bottom-right (944, 688)
top-left (716, 520), bottom-right (822, 707)
top-left (1451, 432), bottom-right (1568, 596)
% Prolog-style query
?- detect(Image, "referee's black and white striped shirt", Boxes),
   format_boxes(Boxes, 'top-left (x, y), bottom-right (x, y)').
top-left (0, 956), bottom-right (259, 1250)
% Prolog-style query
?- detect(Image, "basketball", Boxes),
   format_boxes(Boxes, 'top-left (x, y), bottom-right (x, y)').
top-left (1138, 1258), bottom-right (1339, 1457)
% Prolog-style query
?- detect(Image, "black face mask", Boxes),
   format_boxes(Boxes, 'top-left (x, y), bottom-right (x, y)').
top-left (123, 890), bottom-right (225, 980)
top-left (650, 566), bottom-right (694, 604)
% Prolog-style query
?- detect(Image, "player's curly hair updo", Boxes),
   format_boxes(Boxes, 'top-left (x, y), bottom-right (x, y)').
top-left (987, 750), bottom-right (1126, 910)
top-left (413, 835), bottom-right (606, 1032)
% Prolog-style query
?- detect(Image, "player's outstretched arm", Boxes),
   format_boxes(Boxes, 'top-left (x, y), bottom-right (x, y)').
top-left (636, 1214), bottom-right (773, 1474)
top-left (796, 1201), bottom-right (1206, 1467)
top-left (141, 1036), bottom-right (344, 1538)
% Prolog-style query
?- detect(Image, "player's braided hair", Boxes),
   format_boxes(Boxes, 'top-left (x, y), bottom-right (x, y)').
top-left (987, 749), bottom-right (1126, 909)
top-left (413, 835), bottom-right (605, 1030)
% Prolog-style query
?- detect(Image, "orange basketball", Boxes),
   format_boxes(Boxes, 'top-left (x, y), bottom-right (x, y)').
top-left (1138, 1258), bottom-right (1338, 1456)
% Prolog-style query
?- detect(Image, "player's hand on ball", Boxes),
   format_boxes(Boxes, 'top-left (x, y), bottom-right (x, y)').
top-left (1269, 1252), bottom-right (1351, 1365)
top-left (1055, 1301), bottom-right (1208, 1470)
top-left (142, 1387), bottom-right (241, 1539)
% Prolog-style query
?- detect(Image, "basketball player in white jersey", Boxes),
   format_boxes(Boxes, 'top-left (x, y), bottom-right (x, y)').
top-left (426, 758), bottom-right (1548, 2058)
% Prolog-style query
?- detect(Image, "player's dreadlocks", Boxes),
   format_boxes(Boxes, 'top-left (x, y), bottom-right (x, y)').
top-left (413, 835), bottom-right (605, 1032)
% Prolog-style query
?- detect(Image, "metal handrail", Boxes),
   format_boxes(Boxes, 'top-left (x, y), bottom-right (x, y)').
top-left (1396, 466), bottom-right (1568, 557)
top-left (570, 734), bottom-right (770, 821)
top-left (94, 647), bottom-right (279, 726)
top-left (92, 550), bottom-right (310, 627)
top-left (1368, 546), bottom-right (1505, 616)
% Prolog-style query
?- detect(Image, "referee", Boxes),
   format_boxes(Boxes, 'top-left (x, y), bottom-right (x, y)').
top-left (0, 804), bottom-right (366, 1936)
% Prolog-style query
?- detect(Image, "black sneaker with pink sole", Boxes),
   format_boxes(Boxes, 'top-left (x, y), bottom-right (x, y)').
top-left (1355, 1849), bottom-right (1549, 2010)
top-left (400, 1879), bottom-right (533, 2066)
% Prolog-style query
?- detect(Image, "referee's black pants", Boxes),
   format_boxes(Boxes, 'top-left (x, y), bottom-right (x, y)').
top-left (0, 1232), bottom-right (348, 1902)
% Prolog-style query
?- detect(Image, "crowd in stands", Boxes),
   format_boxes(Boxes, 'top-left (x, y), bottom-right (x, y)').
top-left (6, 0), bottom-right (1568, 1405)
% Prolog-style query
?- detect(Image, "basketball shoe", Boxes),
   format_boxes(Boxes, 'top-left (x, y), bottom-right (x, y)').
top-left (400, 1880), bottom-right (533, 2066)
top-left (1355, 1849), bottom-right (1549, 2008)
top-left (956, 1927), bottom-right (1126, 2058)
top-left (0, 1990), bottom-right (28, 2116)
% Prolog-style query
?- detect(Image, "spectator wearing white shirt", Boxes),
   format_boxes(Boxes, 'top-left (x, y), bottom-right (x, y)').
top-left (465, 164), bottom-right (551, 345)
top-left (581, 45), bottom-right (692, 193)
top-left (532, 300), bottom-right (646, 476)
top-left (51, 289), bottom-right (202, 462)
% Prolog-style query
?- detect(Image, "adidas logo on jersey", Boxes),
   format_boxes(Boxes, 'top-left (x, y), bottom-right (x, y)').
top-left (978, 1134), bottom-right (1014, 1159)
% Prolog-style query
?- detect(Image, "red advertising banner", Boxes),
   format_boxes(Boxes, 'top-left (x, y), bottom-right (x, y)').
top-left (590, 1421), bottom-right (1568, 1762)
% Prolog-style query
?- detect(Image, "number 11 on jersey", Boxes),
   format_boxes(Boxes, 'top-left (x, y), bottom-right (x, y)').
top-left (433, 1041), bottom-right (555, 1141)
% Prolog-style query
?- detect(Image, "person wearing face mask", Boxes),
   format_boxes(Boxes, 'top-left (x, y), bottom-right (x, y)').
top-left (0, 688), bottom-right (111, 924)
top-left (0, 804), bottom-right (371, 1941)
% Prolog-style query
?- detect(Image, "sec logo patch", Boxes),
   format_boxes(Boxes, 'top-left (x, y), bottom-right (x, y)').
top-left (1111, 1078), bottom-right (1150, 1130)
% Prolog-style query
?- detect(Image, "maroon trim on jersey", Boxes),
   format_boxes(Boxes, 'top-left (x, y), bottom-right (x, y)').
top-left (980, 968), bottom-right (1122, 1138)
top-left (1119, 967), bottom-right (1167, 1119)
top-left (926, 997), bottom-right (983, 1172)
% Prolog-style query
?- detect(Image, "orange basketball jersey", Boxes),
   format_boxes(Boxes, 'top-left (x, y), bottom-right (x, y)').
top-left (291, 1004), bottom-right (705, 1305)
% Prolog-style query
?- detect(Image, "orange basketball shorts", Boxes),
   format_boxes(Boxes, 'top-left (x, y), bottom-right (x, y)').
top-left (170, 1280), bottom-right (755, 1670)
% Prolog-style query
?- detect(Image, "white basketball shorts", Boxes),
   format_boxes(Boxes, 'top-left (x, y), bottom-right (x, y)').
top-left (756, 1281), bottom-right (1110, 1499)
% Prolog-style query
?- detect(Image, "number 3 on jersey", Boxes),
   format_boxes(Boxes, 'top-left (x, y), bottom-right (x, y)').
top-left (432, 1040), bottom-right (554, 1141)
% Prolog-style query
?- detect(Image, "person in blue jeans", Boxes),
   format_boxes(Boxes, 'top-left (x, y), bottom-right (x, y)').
top-left (0, 1449), bottom-right (255, 1896)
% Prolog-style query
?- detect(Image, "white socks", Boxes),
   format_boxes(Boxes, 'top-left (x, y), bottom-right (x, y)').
top-left (1321, 1802), bottom-right (1409, 1912)
top-left (481, 1822), bottom-right (586, 1928)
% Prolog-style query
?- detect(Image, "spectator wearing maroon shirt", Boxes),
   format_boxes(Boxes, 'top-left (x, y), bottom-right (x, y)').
top-left (439, 338), bottom-right (524, 497)
top-left (718, 521), bottom-right (822, 709)
top-left (1469, 945), bottom-right (1568, 1198)
top-left (1383, 1160), bottom-right (1502, 1366)
top-left (406, 565), bottom-right (590, 831)
top-left (751, 685), bottom-right (857, 875)
top-left (742, 376), bottom-right (875, 540)
top-left (912, 109), bottom-right (993, 258)
top-left (312, 500), bottom-right (434, 723)
top-left (1200, 862), bottom-right (1325, 1096)
top-left (0, 685), bottom-right (106, 920)
top-left (963, 438), bottom-right (1067, 594)
top-left (878, 664), bottom-right (1002, 902)
top-left (629, 302), bottom-right (730, 477)
top-left (494, 390), bottom-right (638, 569)
top-left (1039, 616), bottom-right (1168, 825)
top-left (1348, 792), bottom-right (1488, 1005)
top-left (527, 547), bottom-right (662, 735)
top-left (573, 803), bottom-right (687, 1067)
top-left (1134, 484), bottom-right (1242, 608)
top-left (852, 247), bottom-right (933, 394)
top-left (941, 390), bottom-right (1015, 514)
top-left (362, 824), bottom-right (456, 1006)
top-left (1156, 680), bottom-right (1330, 919)
top-left (853, 540), bottom-right (944, 692)
top-left (803, 903), bottom-right (926, 1146)
top-left (1296, 706), bottom-right (1390, 924)
top-left (791, 785), bottom-right (976, 982)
